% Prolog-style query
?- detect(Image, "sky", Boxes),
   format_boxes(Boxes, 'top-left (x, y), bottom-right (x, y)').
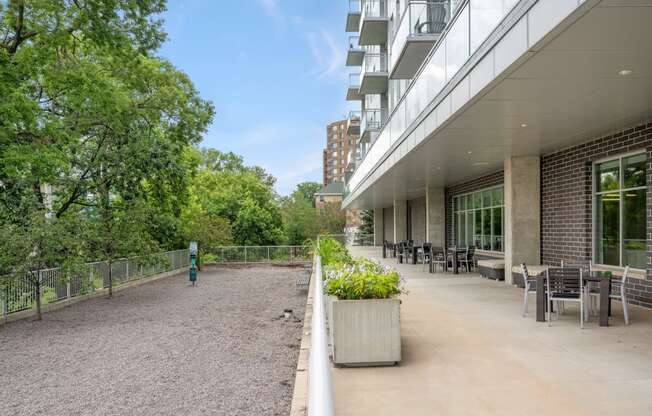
top-left (160, 0), bottom-right (356, 196)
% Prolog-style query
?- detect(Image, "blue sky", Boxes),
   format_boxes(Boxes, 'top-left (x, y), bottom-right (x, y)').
top-left (160, 0), bottom-right (356, 195)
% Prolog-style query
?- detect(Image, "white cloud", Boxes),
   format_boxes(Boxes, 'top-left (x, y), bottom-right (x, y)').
top-left (306, 29), bottom-right (346, 80)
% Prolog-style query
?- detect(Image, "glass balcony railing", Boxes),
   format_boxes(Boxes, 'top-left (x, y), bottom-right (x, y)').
top-left (348, 35), bottom-right (361, 51)
top-left (349, 73), bottom-right (361, 89)
top-left (361, 0), bottom-right (387, 19)
top-left (361, 53), bottom-right (388, 75)
top-left (348, 110), bottom-right (362, 125)
top-left (347, 0), bottom-right (523, 197)
top-left (361, 108), bottom-right (387, 136)
top-left (390, 1), bottom-right (452, 73)
top-left (349, 0), bottom-right (361, 13)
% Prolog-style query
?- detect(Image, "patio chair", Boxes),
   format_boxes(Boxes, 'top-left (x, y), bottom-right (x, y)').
top-left (418, 243), bottom-right (433, 272)
top-left (586, 266), bottom-right (630, 325)
top-left (520, 263), bottom-right (537, 317)
top-left (415, 1), bottom-right (448, 35)
top-left (459, 246), bottom-right (475, 273)
top-left (431, 246), bottom-right (446, 273)
top-left (396, 241), bottom-right (408, 264)
top-left (546, 267), bottom-right (584, 328)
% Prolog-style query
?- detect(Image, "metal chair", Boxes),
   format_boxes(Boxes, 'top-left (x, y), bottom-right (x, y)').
top-left (520, 263), bottom-right (537, 317)
top-left (586, 266), bottom-right (630, 325)
top-left (415, 1), bottom-right (448, 35)
top-left (546, 267), bottom-right (584, 328)
top-left (418, 243), bottom-right (433, 272)
top-left (459, 246), bottom-right (475, 273)
top-left (396, 241), bottom-right (408, 264)
top-left (431, 246), bottom-right (446, 273)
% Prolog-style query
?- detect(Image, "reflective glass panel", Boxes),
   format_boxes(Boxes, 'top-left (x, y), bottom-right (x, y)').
top-left (595, 192), bottom-right (620, 266)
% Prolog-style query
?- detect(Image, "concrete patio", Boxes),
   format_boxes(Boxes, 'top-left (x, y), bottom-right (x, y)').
top-left (332, 247), bottom-right (652, 416)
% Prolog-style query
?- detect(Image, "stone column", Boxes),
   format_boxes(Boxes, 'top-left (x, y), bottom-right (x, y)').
top-left (393, 199), bottom-right (407, 243)
top-left (373, 208), bottom-right (384, 245)
top-left (504, 156), bottom-right (540, 285)
top-left (426, 186), bottom-right (446, 247)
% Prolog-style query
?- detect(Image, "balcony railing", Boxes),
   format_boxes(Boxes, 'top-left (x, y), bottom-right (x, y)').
top-left (349, 73), bottom-right (361, 89)
top-left (349, 0), bottom-right (361, 13)
top-left (390, 1), bottom-right (452, 76)
top-left (361, 52), bottom-right (388, 75)
top-left (361, 108), bottom-right (387, 138)
top-left (361, 0), bottom-right (387, 19)
top-left (348, 110), bottom-right (362, 125)
top-left (346, 0), bottom-right (524, 197)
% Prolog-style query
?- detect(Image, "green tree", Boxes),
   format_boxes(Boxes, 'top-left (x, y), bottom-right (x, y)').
top-left (294, 182), bottom-right (322, 207)
top-left (281, 193), bottom-right (320, 245)
top-left (359, 210), bottom-right (374, 235)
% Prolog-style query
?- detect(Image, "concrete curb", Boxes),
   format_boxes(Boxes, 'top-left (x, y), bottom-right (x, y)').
top-left (289, 264), bottom-right (315, 416)
top-left (1, 267), bottom-right (189, 325)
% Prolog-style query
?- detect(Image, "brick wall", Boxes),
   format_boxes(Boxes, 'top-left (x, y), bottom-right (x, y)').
top-left (541, 121), bottom-right (652, 308)
top-left (444, 171), bottom-right (504, 247)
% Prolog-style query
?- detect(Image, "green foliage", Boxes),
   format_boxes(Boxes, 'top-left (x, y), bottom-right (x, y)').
top-left (312, 237), bottom-right (351, 267)
top-left (359, 210), bottom-right (375, 235)
top-left (323, 258), bottom-right (405, 300)
top-left (294, 182), bottom-right (322, 207)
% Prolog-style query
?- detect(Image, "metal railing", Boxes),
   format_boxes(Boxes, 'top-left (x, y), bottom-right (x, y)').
top-left (308, 255), bottom-right (334, 416)
top-left (208, 246), bottom-right (311, 264)
top-left (361, 52), bottom-right (388, 75)
top-left (348, 35), bottom-right (361, 51)
top-left (362, 0), bottom-right (387, 19)
top-left (320, 233), bottom-right (376, 247)
top-left (1, 249), bottom-right (190, 320)
top-left (349, 0), bottom-right (361, 13)
top-left (349, 73), bottom-right (361, 89)
top-left (361, 108), bottom-right (386, 133)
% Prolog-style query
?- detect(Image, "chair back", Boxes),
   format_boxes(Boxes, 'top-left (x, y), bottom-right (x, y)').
top-left (520, 263), bottom-right (530, 281)
top-left (432, 246), bottom-right (445, 259)
top-left (612, 265), bottom-right (630, 294)
top-left (422, 243), bottom-right (432, 255)
top-left (547, 267), bottom-right (583, 295)
top-left (466, 246), bottom-right (475, 261)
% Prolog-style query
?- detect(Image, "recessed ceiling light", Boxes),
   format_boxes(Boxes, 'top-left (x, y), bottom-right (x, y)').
top-left (472, 162), bottom-right (489, 167)
top-left (436, 166), bottom-right (441, 170)
top-left (521, 123), bottom-right (528, 128)
top-left (618, 69), bottom-right (633, 76)
top-left (467, 151), bottom-right (473, 155)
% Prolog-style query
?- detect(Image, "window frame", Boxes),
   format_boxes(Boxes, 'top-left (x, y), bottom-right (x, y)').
top-left (592, 151), bottom-right (647, 271)
top-left (452, 184), bottom-right (504, 253)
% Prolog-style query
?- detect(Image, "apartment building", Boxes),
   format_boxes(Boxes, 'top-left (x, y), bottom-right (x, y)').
top-left (323, 119), bottom-right (360, 186)
top-left (345, 0), bottom-right (652, 308)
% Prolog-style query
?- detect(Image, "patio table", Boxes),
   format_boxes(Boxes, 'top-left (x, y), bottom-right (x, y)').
top-left (536, 270), bottom-right (612, 326)
top-left (446, 248), bottom-right (464, 274)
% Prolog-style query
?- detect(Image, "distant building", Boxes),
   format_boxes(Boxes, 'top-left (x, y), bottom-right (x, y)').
top-left (315, 181), bottom-right (361, 232)
top-left (323, 119), bottom-right (359, 186)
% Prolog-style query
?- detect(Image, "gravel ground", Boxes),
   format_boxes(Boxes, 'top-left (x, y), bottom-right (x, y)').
top-left (0, 264), bottom-right (309, 416)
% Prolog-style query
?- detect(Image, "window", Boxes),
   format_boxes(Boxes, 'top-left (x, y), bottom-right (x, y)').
top-left (594, 153), bottom-right (646, 269)
top-left (453, 185), bottom-right (504, 252)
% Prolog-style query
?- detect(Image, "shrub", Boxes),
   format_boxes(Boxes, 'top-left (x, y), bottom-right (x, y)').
top-left (312, 236), bottom-right (351, 266)
top-left (324, 258), bottom-right (406, 300)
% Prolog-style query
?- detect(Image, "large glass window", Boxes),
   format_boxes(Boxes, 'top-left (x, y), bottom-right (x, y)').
top-left (594, 153), bottom-right (646, 269)
top-left (453, 185), bottom-right (504, 252)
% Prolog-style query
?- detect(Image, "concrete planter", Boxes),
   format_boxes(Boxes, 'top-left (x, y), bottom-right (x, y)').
top-left (329, 298), bottom-right (401, 366)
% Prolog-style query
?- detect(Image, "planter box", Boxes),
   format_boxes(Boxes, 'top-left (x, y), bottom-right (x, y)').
top-left (329, 298), bottom-right (401, 366)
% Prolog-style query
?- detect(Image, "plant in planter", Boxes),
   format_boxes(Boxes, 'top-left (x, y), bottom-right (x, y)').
top-left (324, 258), bottom-right (406, 366)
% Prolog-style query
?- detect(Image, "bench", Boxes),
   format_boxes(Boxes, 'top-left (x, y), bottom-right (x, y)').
top-left (296, 272), bottom-right (310, 291)
top-left (477, 260), bottom-right (505, 281)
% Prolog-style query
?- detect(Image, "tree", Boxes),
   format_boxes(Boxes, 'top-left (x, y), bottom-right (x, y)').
top-left (0, 213), bottom-right (86, 320)
top-left (294, 182), bottom-right (322, 207)
top-left (318, 202), bottom-right (346, 235)
top-left (359, 210), bottom-right (374, 235)
top-left (281, 193), bottom-right (320, 245)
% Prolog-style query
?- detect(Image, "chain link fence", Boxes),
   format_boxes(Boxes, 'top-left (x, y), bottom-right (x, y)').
top-left (208, 246), bottom-right (311, 264)
top-left (1, 249), bottom-right (189, 320)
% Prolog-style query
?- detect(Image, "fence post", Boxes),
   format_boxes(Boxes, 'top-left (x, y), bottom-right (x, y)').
top-left (2, 286), bottom-right (7, 323)
top-left (66, 279), bottom-right (71, 299)
top-left (126, 261), bottom-right (130, 280)
top-left (244, 246), bottom-right (247, 263)
top-left (267, 246), bottom-right (270, 262)
top-left (290, 247), bottom-right (294, 263)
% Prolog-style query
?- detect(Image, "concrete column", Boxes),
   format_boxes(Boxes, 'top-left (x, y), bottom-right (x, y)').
top-left (373, 208), bottom-right (384, 245)
top-left (504, 156), bottom-right (540, 285)
top-left (426, 187), bottom-right (446, 247)
top-left (393, 199), bottom-right (407, 243)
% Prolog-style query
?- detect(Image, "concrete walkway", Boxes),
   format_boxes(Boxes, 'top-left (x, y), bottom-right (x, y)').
top-left (332, 247), bottom-right (652, 416)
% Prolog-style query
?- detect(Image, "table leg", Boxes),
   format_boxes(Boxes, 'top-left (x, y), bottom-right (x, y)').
top-left (382, 245), bottom-right (386, 258)
top-left (536, 275), bottom-right (546, 322)
top-left (453, 252), bottom-right (458, 274)
top-left (599, 278), bottom-right (610, 327)
top-left (412, 249), bottom-right (417, 265)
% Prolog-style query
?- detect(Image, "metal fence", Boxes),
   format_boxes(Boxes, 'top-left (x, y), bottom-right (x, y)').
top-left (321, 233), bottom-right (376, 247)
top-left (1, 249), bottom-right (189, 320)
top-left (208, 246), bottom-right (311, 264)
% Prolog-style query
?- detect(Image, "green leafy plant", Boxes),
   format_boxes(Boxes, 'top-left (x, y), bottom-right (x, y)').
top-left (324, 258), bottom-right (406, 300)
top-left (310, 236), bottom-right (351, 266)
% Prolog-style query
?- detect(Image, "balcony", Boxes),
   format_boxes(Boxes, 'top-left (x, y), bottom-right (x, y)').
top-left (347, 110), bottom-right (361, 135)
top-left (346, 0), bottom-right (361, 32)
top-left (346, 36), bottom-right (365, 66)
top-left (390, 1), bottom-right (452, 79)
top-left (359, 0), bottom-right (389, 45)
top-left (346, 73), bottom-right (363, 101)
top-left (360, 108), bottom-right (386, 141)
top-left (359, 53), bottom-right (388, 95)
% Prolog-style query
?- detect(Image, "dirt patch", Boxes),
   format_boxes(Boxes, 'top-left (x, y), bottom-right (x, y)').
top-left (0, 264), bottom-right (309, 416)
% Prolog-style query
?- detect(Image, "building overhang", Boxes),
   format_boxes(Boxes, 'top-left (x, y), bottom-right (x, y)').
top-left (389, 35), bottom-right (440, 79)
top-left (346, 12), bottom-right (361, 32)
top-left (359, 18), bottom-right (388, 45)
top-left (343, 0), bottom-right (652, 210)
